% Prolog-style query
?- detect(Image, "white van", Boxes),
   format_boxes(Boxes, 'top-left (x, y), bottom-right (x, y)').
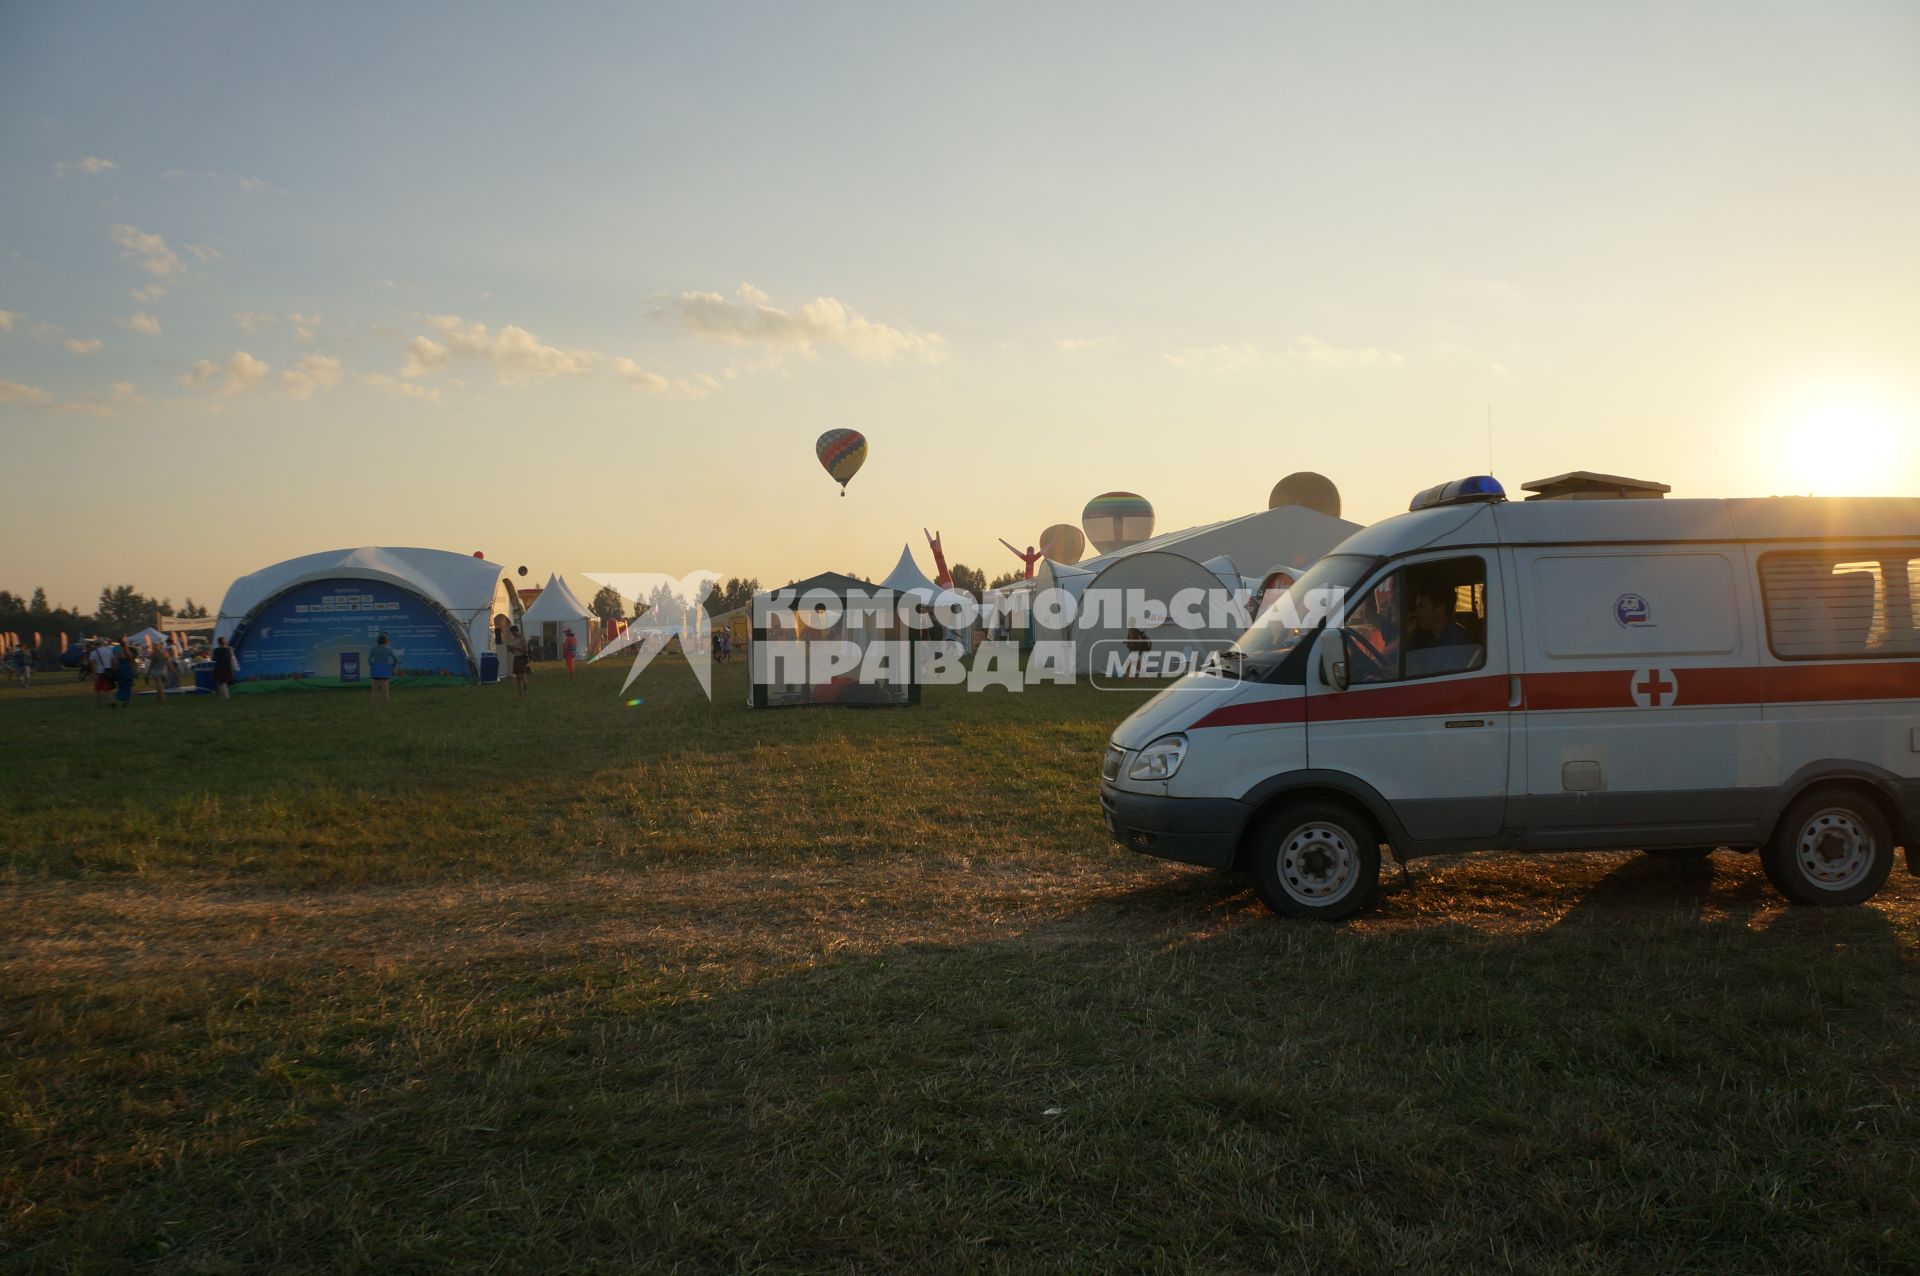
top-left (1100, 478), bottom-right (1920, 919)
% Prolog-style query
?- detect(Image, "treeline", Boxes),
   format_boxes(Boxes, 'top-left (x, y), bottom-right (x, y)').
top-left (0, 585), bottom-right (210, 651)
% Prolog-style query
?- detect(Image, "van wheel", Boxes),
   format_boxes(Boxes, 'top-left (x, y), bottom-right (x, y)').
top-left (1760, 789), bottom-right (1895, 906)
top-left (1247, 802), bottom-right (1381, 921)
top-left (1643, 846), bottom-right (1717, 859)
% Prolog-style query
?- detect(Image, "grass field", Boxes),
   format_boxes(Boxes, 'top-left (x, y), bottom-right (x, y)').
top-left (3, 659), bottom-right (1918, 1273)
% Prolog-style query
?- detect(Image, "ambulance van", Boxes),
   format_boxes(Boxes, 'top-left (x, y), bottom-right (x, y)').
top-left (1099, 477), bottom-right (1920, 919)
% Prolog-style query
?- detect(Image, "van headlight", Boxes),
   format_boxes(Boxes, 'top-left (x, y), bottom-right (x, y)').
top-left (1128, 734), bottom-right (1188, 781)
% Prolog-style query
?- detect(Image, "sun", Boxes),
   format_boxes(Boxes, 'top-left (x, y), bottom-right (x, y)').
top-left (1773, 395), bottom-right (1916, 497)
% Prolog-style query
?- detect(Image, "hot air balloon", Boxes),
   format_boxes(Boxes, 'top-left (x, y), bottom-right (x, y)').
top-left (1039, 523), bottom-right (1086, 565)
top-left (1268, 472), bottom-right (1342, 518)
top-left (473, 550), bottom-right (486, 559)
top-left (1081, 492), bottom-right (1155, 554)
top-left (517, 565), bottom-right (528, 577)
top-left (815, 429), bottom-right (868, 496)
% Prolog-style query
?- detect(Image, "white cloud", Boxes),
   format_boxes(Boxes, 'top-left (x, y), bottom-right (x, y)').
top-left (0, 310), bottom-right (17, 332)
top-left (666, 284), bottom-right (946, 364)
top-left (0, 378), bottom-right (52, 406)
top-left (64, 338), bottom-right (103, 354)
top-left (55, 156), bottom-right (116, 176)
top-left (183, 351), bottom-right (271, 397)
top-left (1286, 334), bottom-right (1403, 370)
top-left (162, 168), bottom-right (279, 194)
top-left (130, 283), bottom-right (168, 303)
top-left (400, 315), bottom-right (595, 384)
top-left (359, 372), bottom-right (443, 403)
top-left (280, 354), bottom-right (342, 400)
top-left (1056, 337), bottom-right (1111, 352)
top-left (235, 312), bottom-right (276, 334)
top-left (288, 312), bottom-right (320, 342)
top-left (1161, 343), bottom-right (1262, 372)
top-left (611, 357), bottom-right (718, 399)
top-left (118, 312), bottom-right (162, 336)
top-left (111, 224), bottom-right (186, 281)
top-left (184, 244), bottom-right (221, 265)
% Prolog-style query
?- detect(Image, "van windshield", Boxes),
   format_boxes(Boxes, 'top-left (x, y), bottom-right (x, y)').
top-left (1227, 553), bottom-right (1376, 678)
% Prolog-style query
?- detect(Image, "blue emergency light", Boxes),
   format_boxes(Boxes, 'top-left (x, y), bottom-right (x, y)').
top-left (1408, 475), bottom-right (1505, 512)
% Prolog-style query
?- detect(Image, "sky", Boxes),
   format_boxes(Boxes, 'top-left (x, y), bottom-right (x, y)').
top-left (3, 0), bottom-right (1918, 613)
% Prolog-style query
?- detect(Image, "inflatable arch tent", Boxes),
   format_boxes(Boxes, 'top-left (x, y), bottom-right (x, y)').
top-left (213, 547), bottom-right (526, 689)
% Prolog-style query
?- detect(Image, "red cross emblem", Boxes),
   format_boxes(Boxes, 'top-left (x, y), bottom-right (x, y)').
top-left (1630, 667), bottom-right (1677, 708)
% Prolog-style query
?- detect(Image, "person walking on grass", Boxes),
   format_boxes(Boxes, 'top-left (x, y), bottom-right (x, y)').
top-left (146, 641), bottom-right (169, 704)
top-left (211, 635), bottom-right (238, 700)
top-left (562, 627), bottom-right (578, 681)
top-left (112, 639), bottom-right (136, 709)
top-left (89, 638), bottom-right (115, 707)
top-left (368, 633), bottom-right (398, 708)
top-left (506, 624), bottom-right (531, 699)
top-left (7, 644), bottom-right (28, 689)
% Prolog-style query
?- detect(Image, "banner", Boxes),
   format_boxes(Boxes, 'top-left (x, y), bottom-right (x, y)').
top-left (158, 614), bottom-right (217, 632)
top-left (232, 579), bottom-right (471, 689)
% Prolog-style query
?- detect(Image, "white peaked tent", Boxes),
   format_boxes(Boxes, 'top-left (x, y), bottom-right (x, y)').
top-left (878, 544), bottom-right (975, 645)
top-left (214, 546), bottom-right (525, 686)
top-left (879, 544), bottom-right (939, 599)
top-left (522, 573), bottom-right (593, 655)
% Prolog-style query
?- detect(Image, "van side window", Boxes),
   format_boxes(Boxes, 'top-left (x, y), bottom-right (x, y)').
top-left (1760, 552), bottom-right (1920, 660)
top-left (1345, 556), bottom-right (1488, 684)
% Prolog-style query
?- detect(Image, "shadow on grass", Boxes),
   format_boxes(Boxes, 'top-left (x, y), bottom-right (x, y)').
top-left (10, 855), bottom-right (1917, 1274)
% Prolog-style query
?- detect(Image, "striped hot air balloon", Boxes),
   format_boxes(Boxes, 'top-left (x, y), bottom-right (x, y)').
top-left (1081, 492), bottom-right (1155, 554)
top-left (815, 429), bottom-right (868, 495)
top-left (1039, 523), bottom-right (1086, 565)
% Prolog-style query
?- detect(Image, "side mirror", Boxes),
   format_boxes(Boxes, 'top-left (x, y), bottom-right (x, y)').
top-left (1319, 627), bottom-right (1350, 692)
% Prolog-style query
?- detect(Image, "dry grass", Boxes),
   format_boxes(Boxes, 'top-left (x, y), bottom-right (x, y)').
top-left (3, 661), bottom-right (1918, 1272)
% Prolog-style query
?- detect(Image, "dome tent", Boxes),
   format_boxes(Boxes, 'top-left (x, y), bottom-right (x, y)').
top-left (1017, 503), bottom-right (1362, 674)
top-left (214, 547), bottom-right (525, 689)
top-left (522, 573), bottom-right (594, 657)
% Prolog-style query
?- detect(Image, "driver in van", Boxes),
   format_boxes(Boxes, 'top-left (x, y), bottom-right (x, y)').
top-left (1406, 582), bottom-right (1473, 651)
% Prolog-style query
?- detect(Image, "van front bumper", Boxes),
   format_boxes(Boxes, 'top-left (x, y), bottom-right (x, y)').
top-left (1100, 784), bottom-right (1251, 870)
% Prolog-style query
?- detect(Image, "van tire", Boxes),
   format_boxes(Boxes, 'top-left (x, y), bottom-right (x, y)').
top-left (1761, 788), bottom-right (1895, 906)
top-left (1247, 801), bottom-right (1381, 921)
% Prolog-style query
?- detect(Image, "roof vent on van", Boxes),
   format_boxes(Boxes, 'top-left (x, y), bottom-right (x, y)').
top-left (1521, 471), bottom-right (1670, 501)
top-left (1408, 475), bottom-right (1505, 512)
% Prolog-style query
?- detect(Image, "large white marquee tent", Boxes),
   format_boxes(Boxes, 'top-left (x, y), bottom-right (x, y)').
top-left (214, 547), bottom-right (525, 688)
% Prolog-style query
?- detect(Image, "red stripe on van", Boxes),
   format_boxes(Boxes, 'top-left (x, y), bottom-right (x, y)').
top-left (1521, 666), bottom-right (1764, 710)
top-left (1309, 673), bottom-right (1510, 722)
top-left (1184, 660), bottom-right (1917, 730)
top-left (1188, 696), bottom-right (1307, 730)
top-left (1761, 662), bottom-right (1920, 703)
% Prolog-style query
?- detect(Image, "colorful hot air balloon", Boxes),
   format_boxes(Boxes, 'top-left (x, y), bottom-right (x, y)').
top-left (815, 429), bottom-right (868, 496)
top-left (1082, 492), bottom-right (1155, 554)
top-left (1269, 471), bottom-right (1342, 518)
top-left (1039, 523), bottom-right (1086, 565)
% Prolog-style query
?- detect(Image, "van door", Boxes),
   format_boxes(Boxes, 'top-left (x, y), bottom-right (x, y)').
top-left (1306, 552), bottom-right (1512, 844)
top-left (1510, 547), bottom-right (1766, 848)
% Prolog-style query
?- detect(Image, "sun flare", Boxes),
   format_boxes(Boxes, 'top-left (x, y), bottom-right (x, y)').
top-left (1772, 395), bottom-right (1916, 497)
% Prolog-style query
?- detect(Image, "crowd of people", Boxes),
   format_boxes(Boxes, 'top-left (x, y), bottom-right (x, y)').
top-left (70, 634), bottom-right (241, 707)
top-left (7, 622), bottom-right (596, 707)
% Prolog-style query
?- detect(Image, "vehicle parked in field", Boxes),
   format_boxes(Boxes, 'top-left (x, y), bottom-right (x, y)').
top-left (1100, 477), bottom-right (1920, 918)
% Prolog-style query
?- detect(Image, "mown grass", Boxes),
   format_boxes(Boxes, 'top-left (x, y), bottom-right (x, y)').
top-left (2, 660), bottom-right (1917, 1272)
